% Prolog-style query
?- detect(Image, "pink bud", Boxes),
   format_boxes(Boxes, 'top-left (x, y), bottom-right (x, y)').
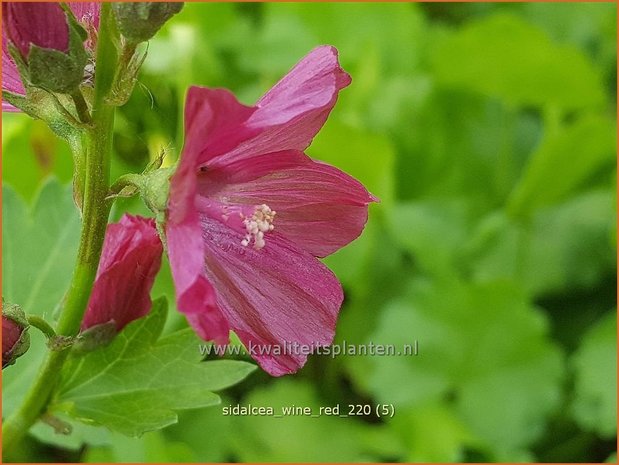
top-left (81, 215), bottom-right (163, 332)
top-left (2, 307), bottom-right (30, 368)
top-left (2, 316), bottom-right (22, 364)
top-left (4, 2), bottom-right (70, 59)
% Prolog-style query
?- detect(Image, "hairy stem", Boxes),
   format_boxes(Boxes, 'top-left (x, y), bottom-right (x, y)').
top-left (70, 89), bottom-right (92, 124)
top-left (26, 316), bottom-right (57, 339)
top-left (2, 4), bottom-right (118, 456)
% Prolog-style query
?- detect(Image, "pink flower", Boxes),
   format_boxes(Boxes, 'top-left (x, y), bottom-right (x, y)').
top-left (2, 305), bottom-right (30, 368)
top-left (81, 215), bottom-right (163, 332)
top-left (1, 2), bottom-right (100, 112)
top-left (2, 316), bottom-right (22, 352)
top-left (2, 316), bottom-right (26, 367)
top-left (166, 46), bottom-right (377, 376)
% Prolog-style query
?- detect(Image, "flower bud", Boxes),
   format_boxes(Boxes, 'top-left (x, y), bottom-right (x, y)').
top-left (4, 3), bottom-right (69, 58)
top-left (139, 166), bottom-right (174, 216)
top-left (81, 215), bottom-right (163, 334)
top-left (3, 2), bottom-right (88, 94)
top-left (112, 2), bottom-right (183, 45)
top-left (2, 303), bottom-right (30, 368)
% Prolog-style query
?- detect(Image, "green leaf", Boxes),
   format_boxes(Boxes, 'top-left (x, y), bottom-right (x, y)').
top-left (431, 14), bottom-right (605, 110)
top-left (508, 114), bottom-right (616, 216)
top-left (386, 199), bottom-right (473, 278)
top-left (2, 179), bottom-right (88, 448)
top-left (571, 311), bottom-right (617, 438)
top-left (469, 190), bottom-right (616, 296)
top-left (29, 413), bottom-right (112, 451)
top-left (522, 3), bottom-right (616, 75)
top-left (239, 3), bottom-right (425, 78)
top-left (2, 329), bottom-right (47, 419)
top-left (388, 404), bottom-right (478, 462)
top-left (83, 430), bottom-right (196, 463)
top-left (2, 178), bottom-right (80, 318)
top-left (392, 89), bottom-right (540, 203)
top-left (162, 398), bottom-right (235, 462)
top-left (52, 298), bottom-right (256, 437)
top-left (229, 379), bottom-right (401, 462)
top-left (365, 279), bottom-right (564, 459)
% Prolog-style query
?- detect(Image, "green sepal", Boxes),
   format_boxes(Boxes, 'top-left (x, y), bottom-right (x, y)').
top-left (106, 47), bottom-right (147, 107)
top-left (60, 3), bottom-right (89, 42)
top-left (109, 154), bottom-right (174, 215)
top-left (27, 21), bottom-right (88, 94)
top-left (28, 46), bottom-right (83, 94)
top-left (109, 161), bottom-right (174, 250)
top-left (3, 301), bottom-right (29, 330)
top-left (112, 2), bottom-right (184, 44)
top-left (5, 44), bottom-right (88, 133)
top-left (73, 322), bottom-right (118, 353)
top-left (140, 166), bottom-right (175, 214)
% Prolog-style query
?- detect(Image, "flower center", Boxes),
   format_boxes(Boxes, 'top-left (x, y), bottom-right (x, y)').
top-left (241, 204), bottom-right (276, 250)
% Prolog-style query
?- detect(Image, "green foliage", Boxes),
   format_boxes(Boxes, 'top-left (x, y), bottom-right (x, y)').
top-left (2, 179), bottom-right (80, 318)
top-left (571, 312), bottom-right (617, 438)
top-left (228, 380), bottom-right (403, 462)
top-left (52, 299), bottom-right (255, 437)
top-left (83, 430), bottom-right (195, 463)
top-left (1, 116), bottom-right (73, 200)
top-left (431, 14), bottom-right (605, 110)
top-left (389, 404), bottom-right (477, 462)
top-left (2, 181), bottom-right (84, 448)
top-left (365, 279), bottom-right (563, 460)
top-left (508, 115), bottom-right (616, 216)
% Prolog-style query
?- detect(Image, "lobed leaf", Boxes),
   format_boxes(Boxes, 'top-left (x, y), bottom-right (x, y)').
top-left (52, 299), bottom-right (256, 437)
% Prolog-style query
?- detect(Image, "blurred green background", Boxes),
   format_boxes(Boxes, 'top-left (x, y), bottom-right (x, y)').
top-left (2, 2), bottom-right (617, 462)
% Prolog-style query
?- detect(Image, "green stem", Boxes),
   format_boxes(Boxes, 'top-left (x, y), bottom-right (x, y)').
top-left (2, 5), bottom-right (118, 457)
top-left (26, 316), bottom-right (56, 339)
top-left (70, 89), bottom-right (92, 125)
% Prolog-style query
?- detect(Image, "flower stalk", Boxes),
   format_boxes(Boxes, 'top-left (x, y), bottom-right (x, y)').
top-left (1, 4), bottom-right (118, 456)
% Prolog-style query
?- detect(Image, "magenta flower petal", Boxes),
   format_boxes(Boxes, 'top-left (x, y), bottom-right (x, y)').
top-left (2, 315), bottom-right (24, 366)
top-left (167, 46), bottom-right (374, 375)
top-left (252, 45), bottom-right (351, 127)
top-left (168, 88), bottom-right (255, 227)
top-left (4, 3), bottom-right (70, 58)
top-left (166, 89), bottom-right (252, 344)
top-left (81, 215), bottom-right (163, 331)
top-left (182, 46), bottom-right (350, 169)
top-left (195, 217), bottom-right (343, 376)
top-left (2, 305), bottom-right (30, 368)
top-left (2, 316), bottom-right (22, 354)
top-left (1, 33), bottom-right (25, 112)
top-left (231, 46), bottom-right (351, 163)
top-left (166, 208), bottom-right (231, 344)
top-left (198, 150), bottom-right (377, 257)
top-left (68, 2), bottom-right (100, 30)
top-left (1, 2), bottom-right (100, 112)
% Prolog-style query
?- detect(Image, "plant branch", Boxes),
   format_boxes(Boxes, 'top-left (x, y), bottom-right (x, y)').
top-left (2, 4), bottom-right (118, 456)
top-left (26, 316), bottom-right (57, 339)
top-left (70, 89), bottom-right (92, 124)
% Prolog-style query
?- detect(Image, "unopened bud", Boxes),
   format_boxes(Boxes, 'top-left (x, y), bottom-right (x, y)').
top-left (3, 2), bottom-right (89, 94)
top-left (112, 2), bottom-right (184, 45)
top-left (2, 302), bottom-right (30, 368)
top-left (81, 215), bottom-right (163, 333)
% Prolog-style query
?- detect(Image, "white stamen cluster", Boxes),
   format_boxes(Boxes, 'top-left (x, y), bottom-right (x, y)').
top-left (241, 204), bottom-right (276, 250)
